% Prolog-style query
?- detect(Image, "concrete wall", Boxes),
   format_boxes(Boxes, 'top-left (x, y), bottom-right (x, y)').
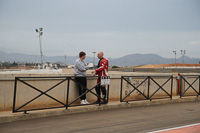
top-left (110, 68), bottom-right (200, 73)
top-left (0, 72), bottom-right (199, 111)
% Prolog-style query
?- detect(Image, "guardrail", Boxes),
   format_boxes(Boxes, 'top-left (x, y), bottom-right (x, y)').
top-left (120, 76), bottom-right (173, 103)
top-left (180, 75), bottom-right (200, 98)
top-left (13, 76), bottom-right (110, 114)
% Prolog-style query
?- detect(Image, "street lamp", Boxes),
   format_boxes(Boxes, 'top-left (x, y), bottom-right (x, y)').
top-left (181, 50), bottom-right (186, 68)
top-left (92, 52), bottom-right (96, 69)
top-left (64, 55), bottom-right (67, 67)
top-left (173, 51), bottom-right (176, 70)
top-left (36, 28), bottom-right (44, 67)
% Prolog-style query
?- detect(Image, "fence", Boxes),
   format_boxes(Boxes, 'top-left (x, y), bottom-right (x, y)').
top-left (12, 74), bottom-right (200, 114)
top-left (13, 76), bottom-right (110, 113)
top-left (180, 75), bottom-right (200, 98)
top-left (120, 76), bottom-right (173, 103)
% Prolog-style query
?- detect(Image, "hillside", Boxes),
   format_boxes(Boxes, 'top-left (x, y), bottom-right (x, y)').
top-left (135, 63), bottom-right (200, 68)
top-left (110, 54), bottom-right (200, 66)
top-left (0, 51), bottom-right (200, 66)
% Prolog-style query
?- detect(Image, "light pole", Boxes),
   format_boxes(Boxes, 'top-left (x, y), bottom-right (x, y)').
top-left (181, 50), bottom-right (186, 68)
top-left (36, 28), bottom-right (43, 68)
top-left (173, 51), bottom-right (176, 70)
top-left (92, 52), bottom-right (96, 69)
top-left (64, 55), bottom-right (67, 68)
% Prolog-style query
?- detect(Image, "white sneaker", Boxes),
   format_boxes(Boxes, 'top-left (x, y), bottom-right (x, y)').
top-left (81, 99), bottom-right (86, 104)
top-left (84, 99), bottom-right (90, 104)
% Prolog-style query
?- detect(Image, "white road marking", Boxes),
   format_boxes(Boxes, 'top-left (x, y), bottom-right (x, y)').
top-left (148, 123), bottom-right (200, 133)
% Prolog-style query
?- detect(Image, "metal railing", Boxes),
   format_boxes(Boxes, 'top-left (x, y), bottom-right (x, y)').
top-left (180, 75), bottom-right (200, 98)
top-left (67, 77), bottom-right (109, 108)
top-left (13, 76), bottom-right (110, 113)
top-left (120, 76), bottom-right (173, 103)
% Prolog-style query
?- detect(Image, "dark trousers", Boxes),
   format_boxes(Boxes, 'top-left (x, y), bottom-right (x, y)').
top-left (95, 83), bottom-right (106, 101)
top-left (75, 77), bottom-right (87, 100)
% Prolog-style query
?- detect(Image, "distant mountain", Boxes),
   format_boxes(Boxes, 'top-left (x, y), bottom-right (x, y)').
top-left (110, 54), bottom-right (200, 66)
top-left (0, 51), bottom-right (199, 66)
top-left (0, 51), bottom-right (97, 64)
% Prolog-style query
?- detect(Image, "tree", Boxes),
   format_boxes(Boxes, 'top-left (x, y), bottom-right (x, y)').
top-left (112, 66), bottom-right (120, 68)
top-left (12, 61), bottom-right (18, 67)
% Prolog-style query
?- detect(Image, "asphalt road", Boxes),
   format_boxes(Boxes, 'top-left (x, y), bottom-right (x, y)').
top-left (1, 101), bottom-right (200, 133)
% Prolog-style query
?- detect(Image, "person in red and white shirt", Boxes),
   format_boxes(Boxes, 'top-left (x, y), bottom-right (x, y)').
top-left (92, 52), bottom-right (109, 104)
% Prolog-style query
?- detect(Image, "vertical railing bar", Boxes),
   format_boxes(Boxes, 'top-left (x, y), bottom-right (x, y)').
top-left (148, 76), bottom-right (150, 100)
top-left (120, 76), bottom-right (123, 102)
top-left (199, 76), bottom-right (200, 95)
top-left (180, 75), bottom-right (182, 98)
top-left (171, 76), bottom-right (173, 99)
top-left (107, 84), bottom-right (110, 103)
top-left (12, 77), bottom-right (18, 113)
top-left (66, 77), bottom-right (70, 109)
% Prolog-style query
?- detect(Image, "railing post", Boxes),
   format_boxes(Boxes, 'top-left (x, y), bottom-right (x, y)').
top-left (24, 110), bottom-right (28, 114)
top-left (66, 77), bottom-right (70, 109)
top-left (120, 76), bottom-right (123, 102)
top-left (171, 76), bottom-right (173, 99)
top-left (180, 75), bottom-right (182, 98)
top-left (107, 84), bottom-right (110, 103)
top-left (199, 76), bottom-right (200, 95)
top-left (13, 77), bottom-right (18, 113)
top-left (148, 76), bottom-right (150, 101)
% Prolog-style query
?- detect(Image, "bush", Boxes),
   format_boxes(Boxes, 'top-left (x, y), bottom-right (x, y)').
top-left (112, 66), bottom-right (120, 68)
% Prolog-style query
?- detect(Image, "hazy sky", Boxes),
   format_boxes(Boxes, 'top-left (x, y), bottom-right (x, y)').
top-left (0, 0), bottom-right (200, 58)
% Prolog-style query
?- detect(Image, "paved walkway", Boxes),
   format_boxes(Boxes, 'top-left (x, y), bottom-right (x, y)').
top-left (0, 101), bottom-right (200, 133)
top-left (0, 96), bottom-right (199, 124)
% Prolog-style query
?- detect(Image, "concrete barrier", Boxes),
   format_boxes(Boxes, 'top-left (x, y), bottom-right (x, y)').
top-left (0, 72), bottom-right (199, 111)
top-left (110, 68), bottom-right (200, 73)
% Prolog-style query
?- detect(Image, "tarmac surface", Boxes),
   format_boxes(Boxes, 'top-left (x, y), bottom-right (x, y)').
top-left (0, 101), bottom-right (200, 133)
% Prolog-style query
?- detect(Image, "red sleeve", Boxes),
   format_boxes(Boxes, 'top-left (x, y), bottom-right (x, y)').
top-left (95, 59), bottom-right (108, 74)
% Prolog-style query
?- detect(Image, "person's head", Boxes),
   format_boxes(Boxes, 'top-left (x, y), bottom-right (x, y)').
top-left (97, 52), bottom-right (104, 59)
top-left (79, 51), bottom-right (86, 60)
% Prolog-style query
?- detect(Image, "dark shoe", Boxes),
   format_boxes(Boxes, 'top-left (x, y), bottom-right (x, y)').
top-left (93, 100), bottom-right (100, 104)
top-left (101, 99), bottom-right (107, 104)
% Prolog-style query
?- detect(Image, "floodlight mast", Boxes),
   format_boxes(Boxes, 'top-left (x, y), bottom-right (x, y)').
top-left (36, 28), bottom-right (44, 67)
top-left (173, 51), bottom-right (176, 69)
